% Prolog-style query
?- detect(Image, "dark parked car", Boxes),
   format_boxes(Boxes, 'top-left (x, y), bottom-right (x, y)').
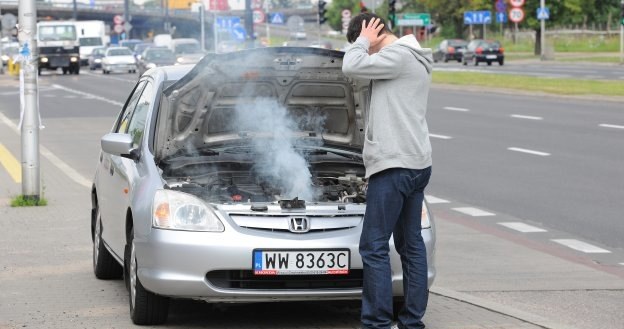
top-left (133, 42), bottom-right (153, 60)
top-left (433, 39), bottom-right (467, 63)
top-left (88, 47), bottom-right (107, 70)
top-left (136, 47), bottom-right (176, 76)
top-left (462, 39), bottom-right (504, 66)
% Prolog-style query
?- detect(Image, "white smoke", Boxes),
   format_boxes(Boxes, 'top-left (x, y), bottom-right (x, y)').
top-left (233, 98), bottom-right (323, 201)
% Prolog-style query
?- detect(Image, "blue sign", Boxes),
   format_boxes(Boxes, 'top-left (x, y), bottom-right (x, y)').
top-left (216, 16), bottom-right (241, 30)
top-left (537, 7), bottom-right (550, 20)
top-left (496, 12), bottom-right (507, 23)
top-left (464, 11), bottom-right (492, 25)
top-left (495, 0), bottom-right (506, 13)
top-left (231, 25), bottom-right (247, 42)
top-left (269, 12), bottom-right (285, 25)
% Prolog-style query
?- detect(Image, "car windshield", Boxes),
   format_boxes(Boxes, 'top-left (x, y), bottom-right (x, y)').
top-left (108, 48), bottom-right (133, 56)
top-left (79, 37), bottom-right (102, 46)
top-left (92, 48), bottom-right (106, 56)
top-left (135, 44), bottom-right (152, 54)
top-left (120, 41), bottom-right (140, 51)
top-left (38, 25), bottom-right (76, 41)
top-left (175, 43), bottom-right (200, 54)
top-left (484, 41), bottom-right (502, 48)
top-left (145, 49), bottom-right (175, 61)
top-left (449, 40), bottom-right (467, 47)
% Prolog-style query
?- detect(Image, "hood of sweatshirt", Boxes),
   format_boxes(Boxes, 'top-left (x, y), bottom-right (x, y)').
top-left (394, 35), bottom-right (434, 74)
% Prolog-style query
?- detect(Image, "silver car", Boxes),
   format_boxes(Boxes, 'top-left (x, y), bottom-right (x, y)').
top-left (91, 47), bottom-right (436, 325)
top-left (101, 46), bottom-right (137, 74)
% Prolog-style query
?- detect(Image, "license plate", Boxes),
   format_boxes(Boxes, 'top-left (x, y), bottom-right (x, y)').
top-left (486, 55), bottom-right (497, 59)
top-left (253, 249), bottom-right (350, 275)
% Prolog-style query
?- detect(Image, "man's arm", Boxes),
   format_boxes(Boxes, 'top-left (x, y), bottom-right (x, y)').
top-left (342, 37), bottom-right (404, 80)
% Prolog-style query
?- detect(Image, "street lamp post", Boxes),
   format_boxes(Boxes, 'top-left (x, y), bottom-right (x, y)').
top-left (540, 0), bottom-right (546, 60)
top-left (18, 0), bottom-right (41, 200)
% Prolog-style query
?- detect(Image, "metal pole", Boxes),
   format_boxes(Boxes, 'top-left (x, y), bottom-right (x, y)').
top-left (124, 0), bottom-right (130, 27)
top-left (200, 3), bottom-right (205, 52)
top-left (620, 24), bottom-right (623, 64)
top-left (483, 23), bottom-right (486, 39)
top-left (72, 0), bottom-right (77, 20)
top-left (0, 5), bottom-right (4, 74)
top-left (213, 12), bottom-right (218, 52)
top-left (540, 0), bottom-right (545, 60)
top-left (18, 0), bottom-right (40, 200)
top-left (264, 0), bottom-right (270, 46)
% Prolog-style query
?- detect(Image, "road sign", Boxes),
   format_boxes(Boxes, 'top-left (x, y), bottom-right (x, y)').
top-left (496, 12), bottom-right (507, 23)
top-left (509, 8), bottom-right (524, 23)
top-left (123, 22), bottom-right (133, 33)
top-left (113, 15), bottom-right (124, 25)
top-left (253, 9), bottom-right (265, 24)
top-left (537, 7), bottom-right (550, 20)
top-left (286, 15), bottom-right (304, 31)
top-left (216, 16), bottom-right (241, 30)
top-left (1, 13), bottom-right (17, 34)
top-left (397, 13), bottom-right (431, 27)
top-left (341, 9), bottom-right (351, 35)
top-left (495, 0), bottom-right (507, 13)
top-left (269, 12), bottom-right (284, 25)
top-left (509, 0), bottom-right (525, 8)
top-left (463, 11), bottom-right (492, 25)
top-left (113, 24), bottom-right (124, 34)
top-left (231, 25), bottom-right (247, 41)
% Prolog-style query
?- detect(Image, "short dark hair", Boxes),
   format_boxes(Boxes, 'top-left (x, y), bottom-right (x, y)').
top-left (346, 12), bottom-right (392, 43)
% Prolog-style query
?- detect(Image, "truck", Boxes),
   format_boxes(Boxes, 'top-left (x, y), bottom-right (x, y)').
top-left (37, 21), bottom-right (81, 75)
top-left (74, 20), bottom-right (109, 66)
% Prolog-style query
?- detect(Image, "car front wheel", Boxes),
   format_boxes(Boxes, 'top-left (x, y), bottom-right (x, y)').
top-left (93, 206), bottom-right (123, 279)
top-left (128, 229), bottom-right (169, 325)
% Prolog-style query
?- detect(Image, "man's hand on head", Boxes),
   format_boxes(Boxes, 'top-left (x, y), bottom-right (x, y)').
top-left (360, 17), bottom-right (386, 49)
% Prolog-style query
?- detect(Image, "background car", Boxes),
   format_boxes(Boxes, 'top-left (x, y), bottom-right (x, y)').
top-left (433, 39), bottom-right (468, 63)
top-left (101, 47), bottom-right (137, 74)
top-left (462, 39), bottom-right (505, 66)
top-left (136, 47), bottom-right (176, 75)
top-left (1, 42), bottom-right (19, 68)
top-left (119, 39), bottom-right (142, 52)
top-left (132, 42), bottom-right (153, 60)
top-left (171, 38), bottom-right (205, 65)
top-left (91, 47), bottom-right (436, 325)
top-left (88, 46), bottom-right (106, 70)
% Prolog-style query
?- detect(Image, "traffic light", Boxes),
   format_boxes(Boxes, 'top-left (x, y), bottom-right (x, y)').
top-left (388, 0), bottom-right (397, 27)
top-left (318, 0), bottom-right (328, 25)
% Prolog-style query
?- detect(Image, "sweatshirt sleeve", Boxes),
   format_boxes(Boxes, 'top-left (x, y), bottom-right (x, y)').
top-left (342, 36), bottom-right (404, 80)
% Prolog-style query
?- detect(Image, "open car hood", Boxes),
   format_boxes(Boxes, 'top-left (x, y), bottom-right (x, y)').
top-left (155, 47), bottom-right (370, 161)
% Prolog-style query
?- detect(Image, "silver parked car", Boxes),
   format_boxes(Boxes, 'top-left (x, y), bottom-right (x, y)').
top-left (91, 47), bottom-right (436, 325)
top-left (101, 46), bottom-right (137, 74)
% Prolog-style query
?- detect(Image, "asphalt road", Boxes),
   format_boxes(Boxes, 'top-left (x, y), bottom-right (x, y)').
top-left (434, 60), bottom-right (624, 80)
top-left (3, 69), bottom-right (623, 253)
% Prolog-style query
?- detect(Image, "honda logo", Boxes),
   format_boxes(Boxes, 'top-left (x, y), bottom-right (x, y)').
top-left (289, 217), bottom-right (310, 233)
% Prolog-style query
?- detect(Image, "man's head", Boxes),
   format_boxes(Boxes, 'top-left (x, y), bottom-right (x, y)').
top-left (346, 12), bottom-right (392, 44)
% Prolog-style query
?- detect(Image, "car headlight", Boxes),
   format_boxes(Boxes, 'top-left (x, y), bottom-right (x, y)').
top-left (176, 57), bottom-right (184, 63)
top-left (153, 189), bottom-right (224, 232)
top-left (421, 201), bottom-right (431, 229)
top-left (70, 57), bottom-right (78, 62)
top-left (94, 58), bottom-right (101, 63)
top-left (1, 55), bottom-right (8, 61)
top-left (146, 63), bottom-right (156, 69)
top-left (40, 57), bottom-right (49, 63)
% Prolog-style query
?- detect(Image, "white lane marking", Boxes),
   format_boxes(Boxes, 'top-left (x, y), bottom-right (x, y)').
top-left (552, 239), bottom-right (611, 254)
top-left (498, 222), bottom-right (547, 233)
top-left (452, 207), bottom-right (495, 217)
top-left (599, 124), bottom-right (624, 130)
top-left (51, 84), bottom-right (124, 107)
top-left (0, 112), bottom-right (91, 189)
top-left (0, 87), bottom-right (55, 96)
top-left (511, 114), bottom-right (543, 121)
top-left (620, 263), bottom-right (624, 266)
top-left (508, 147), bottom-right (550, 157)
top-left (64, 95), bottom-right (77, 99)
top-left (443, 106), bottom-right (469, 112)
top-left (425, 195), bottom-right (450, 204)
top-left (429, 133), bottom-right (453, 140)
top-left (83, 71), bottom-right (138, 83)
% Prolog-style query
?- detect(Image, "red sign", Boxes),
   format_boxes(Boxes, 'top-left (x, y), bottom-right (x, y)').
top-left (113, 15), bottom-right (123, 25)
top-left (509, 8), bottom-right (525, 23)
top-left (509, 0), bottom-right (525, 8)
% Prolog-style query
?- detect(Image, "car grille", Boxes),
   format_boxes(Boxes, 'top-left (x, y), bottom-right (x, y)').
top-left (229, 213), bottom-right (362, 233)
top-left (206, 270), bottom-right (363, 290)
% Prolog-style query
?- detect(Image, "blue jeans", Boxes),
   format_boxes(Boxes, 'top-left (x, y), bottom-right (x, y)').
top-left (360, 167), bottom-right (431, 329)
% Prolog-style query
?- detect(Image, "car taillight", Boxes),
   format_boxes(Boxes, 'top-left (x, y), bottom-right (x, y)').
top-left (476, 47), bottom-right (483, 54)
top-left (447, 46), bottom-right (455, 53)
top-left (499, 47), bottom-right (504, 54)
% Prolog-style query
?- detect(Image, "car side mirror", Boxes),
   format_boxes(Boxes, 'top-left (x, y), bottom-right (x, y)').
top-left (101, 133), bottom-right (139, 161)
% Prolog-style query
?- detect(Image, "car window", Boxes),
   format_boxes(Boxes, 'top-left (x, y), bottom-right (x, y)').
top-left (108, 48), bottom-right (133, 56)
top-left (126, 81), bottom-right (154, 148)
top-left (116, 81), bottom-right (147, 134)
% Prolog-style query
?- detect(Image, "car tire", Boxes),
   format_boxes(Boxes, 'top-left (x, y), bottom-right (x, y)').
top-left (128, 229), bottom-right (169, 325)
top-left (487, 61), bottom-right (492, 66)
top-left (62, 68), bottom-right (68, 75)
top-left (462, 59), bottom-right (467, 66)
top-left (473, 57), bottom-right (478, 66)
top-left (93, 205), bottom-right (123, 279)
top-left (457, 59), bottom-right (462, 63)
top-left (499, 59), bottom-right (504, 66)
top-left (443, 57), bottom-right (449, 63)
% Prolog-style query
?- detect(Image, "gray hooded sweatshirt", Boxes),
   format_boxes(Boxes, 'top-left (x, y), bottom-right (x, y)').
top-left (342, 34), bottom-right (433, 178)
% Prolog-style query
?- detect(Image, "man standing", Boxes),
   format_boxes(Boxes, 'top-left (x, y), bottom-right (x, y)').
top-left (342, 13), bottom-right (433, 329)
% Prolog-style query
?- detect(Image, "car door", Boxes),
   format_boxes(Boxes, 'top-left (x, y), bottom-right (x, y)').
top-left (98, 80), bottom-right (147, 257)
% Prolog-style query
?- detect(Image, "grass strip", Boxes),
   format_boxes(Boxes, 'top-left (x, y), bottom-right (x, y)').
top-left (432, 71), bottom-right (624, 97)
top-left (556, 56), bottom-right (622, 63)
top-left (11, 195), bottom-right (48, 207)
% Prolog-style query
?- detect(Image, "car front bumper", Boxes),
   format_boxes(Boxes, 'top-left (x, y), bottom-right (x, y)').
top-left (103, 63), bottom-right (136, 72)
top-left (135, 225), bottom-right (436, 302)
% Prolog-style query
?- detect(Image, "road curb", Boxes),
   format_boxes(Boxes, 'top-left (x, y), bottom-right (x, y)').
top-left (430, 287), bottom-right (581, 329)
